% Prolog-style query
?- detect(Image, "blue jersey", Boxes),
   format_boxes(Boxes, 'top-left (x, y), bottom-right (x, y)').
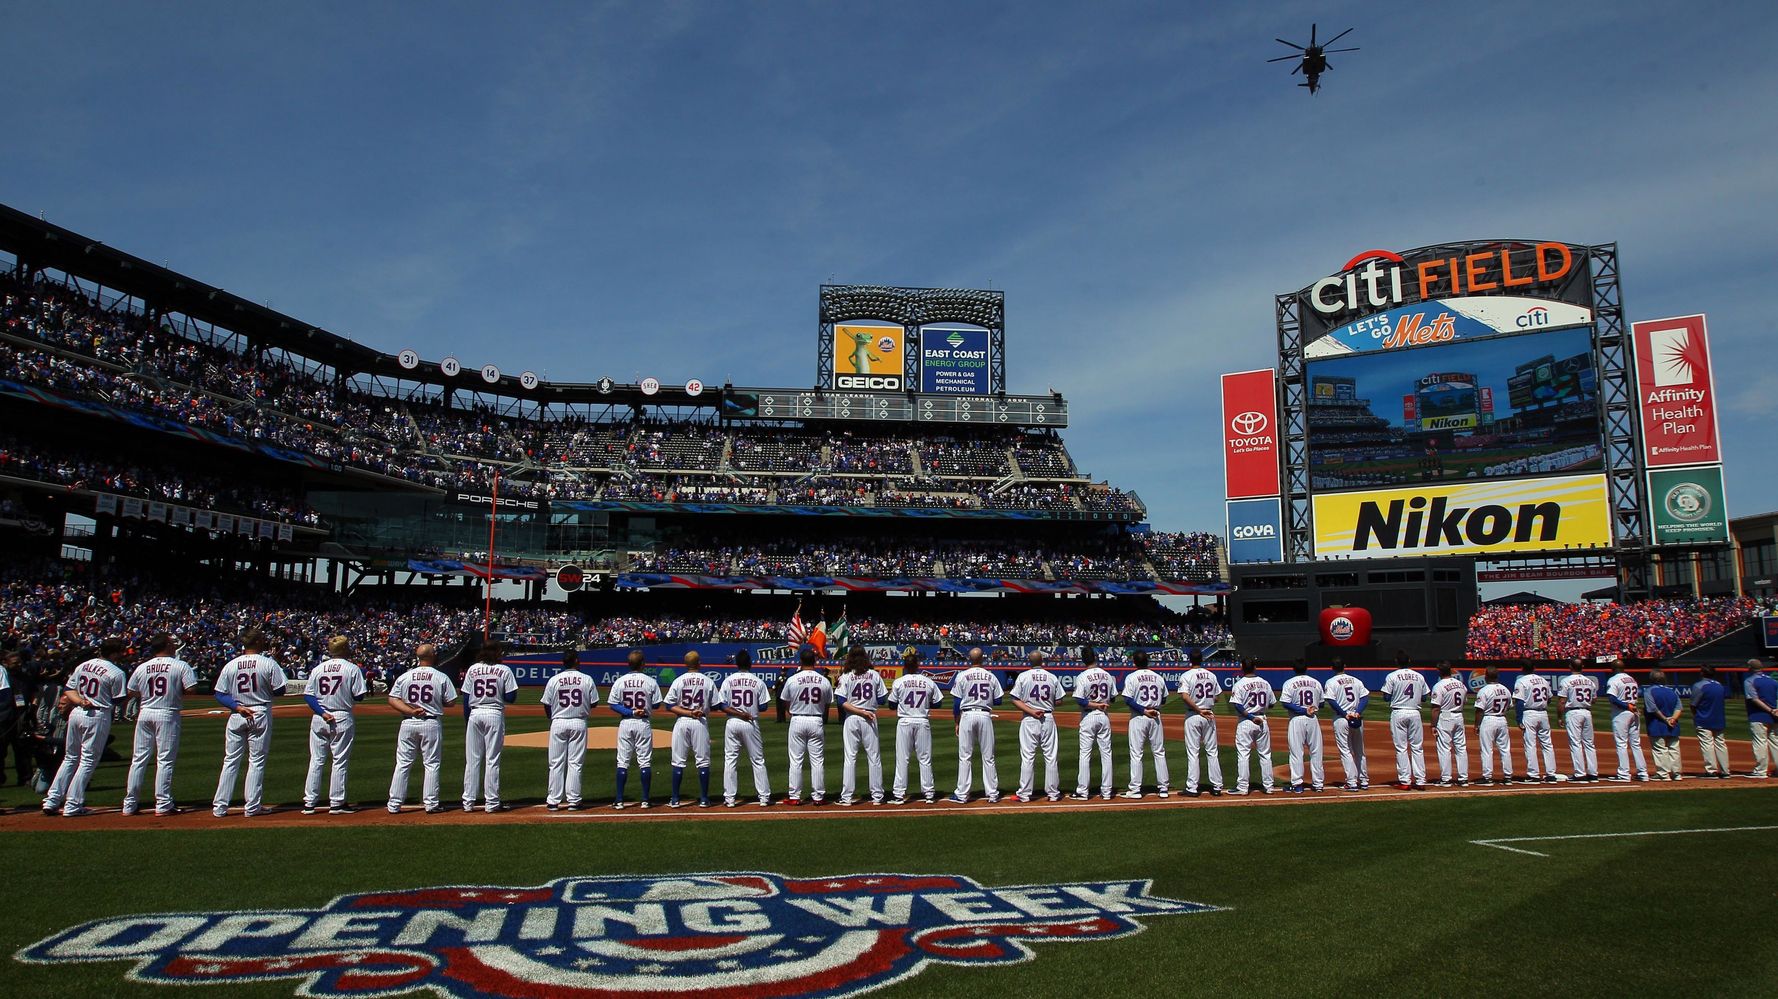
top-left (1745, 674), bottom-right (1777, 725)
top-left (1690, 679), bottom-right (1726, 730)
top-left (1643, 686), bottom-right (1681, 739)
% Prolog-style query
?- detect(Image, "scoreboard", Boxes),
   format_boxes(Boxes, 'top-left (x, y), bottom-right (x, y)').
top-left (732, 389), bottom-right (1067, 428)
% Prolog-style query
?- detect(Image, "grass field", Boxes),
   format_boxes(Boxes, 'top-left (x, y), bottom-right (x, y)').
top-left (2, 700), bottom-right (1774, 997)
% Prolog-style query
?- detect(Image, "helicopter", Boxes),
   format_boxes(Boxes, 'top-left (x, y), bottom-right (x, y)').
top-left (1268, 24), bottom-right (1358, 95)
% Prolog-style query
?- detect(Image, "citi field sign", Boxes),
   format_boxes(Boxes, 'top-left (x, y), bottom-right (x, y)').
top-left (1298, 241), bottom-right (1589, 332)
top-left (17, 872), bottom-right (1219, 999)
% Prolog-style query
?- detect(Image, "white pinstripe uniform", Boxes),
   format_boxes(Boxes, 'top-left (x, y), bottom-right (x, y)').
top-left (1229, 675), bottom-right (1276, 794)
top-left (1381, 668), bottom-right (1429, 786)
top-left (302, 657), bottom-right (367, 811)
top-left (1121, 668), bottom-right (1170, 796)
top-left (387, 666), bottom-right (458, 811)
top-left (836, 670), bottom-right (888, 804)
top-left (461, 660), bottom-right (518, 811)
top-left (1178, 666), bottom-right (1225, 794)
top-left (122, 655), bottom-right (198, 815)
top-left (44, 658), bottom-right (126, 816)
top-left (1556, 672), bottom-right (1600, 779)
top-left (951, 666), bottom-right (1005, 801)
top-left (211, 653), bottom-right (288, 817)
top-left (716, 671), bottom-right (774, 806)
top-left (1279, 674), bottom-right (1325, 790)
top-left (1474, 681), bottom-right (1514, 780)
top-left (1429, 675), bottom-right (1468, 784)
top-left (783, 669), bottom-right (833, 803)
top-left (1010, 666), bottom-right (1062, 800)
top-left (1323, 673), bottom-right (1370, 788)
top-left (888, 671), bottom-right (943, 801)
top-left (1072, 666), bottom-right (1117, 798)
top-left (1605, 671), bottom-right (1649, 780)
top-left (1513, 673), bottom-right (1558, 779)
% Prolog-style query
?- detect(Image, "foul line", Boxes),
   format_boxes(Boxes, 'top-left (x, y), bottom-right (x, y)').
top-left (1471, 824), bottom-right (1778, 857)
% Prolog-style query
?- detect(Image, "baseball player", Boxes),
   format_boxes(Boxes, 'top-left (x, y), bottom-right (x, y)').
top-left (387, 644), bottom-right (458, 814)
top-left (1176, 649), bottom-right (1224, 797)
top-left (1070, 646), bottom-right (1117, 800)
top-left (948, 647), bottom-right (1005, 803)
top-left (122, 632), bottom-right (198, 816)
top-left (608, 650), bottom-right (663, 808)
top-left (714, 649), bottom-right (773, 807)
top-left (1228, 661), bottom-right (1275, 795)
top-left (1380, 659), bottom-right (1429, 790)
top-left (1472, 666), bottom-right (1515, 785)
top-left (41, 637), bottom-right (128, 817)
top-left (1512, 665), bottom-right (1559, 783)
top-left (301, 636), bottom-right (368, 815)
top-left (835, 646), bottom-right (888, 806)
top-left (1119, 650), bottom-right (1170, 799)
top-left (211, 630), bottom-right (289, 818)
top-left (1603, 660), bottom-right (1650, 782)
top-left (1323, 658), bottom-right (1370, 791)
top-left (1743, 659), bottom-right (1776, 780)
top-left (1010, 650), bottom-right (1062, 802)
top-left (1428, 661), bottom-right (1468, 787)
top-left (542, 651), bottom-right (599, 810)
top-left (1279, 662), bottom-right (1324, 793)
top-left (1643, 668), bottom-right (1685, 780)
top-left (1555, 659), bottom-right (1600, 782)
top-left (887, 648), bottom-right (943, 804)
top-left (782, 647), bottom-right (833, 805)
top-left (666, 651), bottom-right (718, 808)
top-left (461, 641), bottom-right (519, 812)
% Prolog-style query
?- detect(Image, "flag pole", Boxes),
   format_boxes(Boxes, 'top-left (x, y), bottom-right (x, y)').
top-left (484, 470), bottom-right (499, 641)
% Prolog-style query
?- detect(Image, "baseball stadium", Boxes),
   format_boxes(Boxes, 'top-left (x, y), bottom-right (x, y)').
top-left (4, 6), bottom-right (1778, 999)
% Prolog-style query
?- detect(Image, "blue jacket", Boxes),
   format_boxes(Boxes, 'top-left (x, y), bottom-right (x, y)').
top-left (1744, 673), bottom-right (1777, 725)
top-left (1690, 679), bottom-right (1726, 731)
top-left (1644, 686), bottom-right (1681, 739)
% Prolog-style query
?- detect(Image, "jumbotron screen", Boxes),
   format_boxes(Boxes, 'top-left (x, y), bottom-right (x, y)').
top-left (1305, 325), bottom-right (1604, 492)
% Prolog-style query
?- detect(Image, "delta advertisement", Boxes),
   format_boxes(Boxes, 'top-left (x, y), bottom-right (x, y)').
top-left (832, 323), bottom-right (905, 391)
top-left (1220, 369), bottom-right (1281, 500)
top-left (918, 327), bottom-right (990, 394)
top-left (1633, 314), bottom-right (1721, 468)
top-left (1647, 464), bottom-right (1730, 545)
top-left (1311, 473), bottom-right (1613, 559)
top-left (1225, 496), bottom-right (1284, 563)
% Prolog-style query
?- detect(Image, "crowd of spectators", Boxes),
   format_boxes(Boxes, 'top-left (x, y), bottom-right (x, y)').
top-left (1140, 531), bottom-right (1221, 581)
top-left (1464, 596), bottom-right (1760, 659)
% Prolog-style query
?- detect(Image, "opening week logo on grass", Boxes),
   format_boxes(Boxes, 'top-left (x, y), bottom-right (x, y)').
top-left (17, 872), bottom-right (1218, 999)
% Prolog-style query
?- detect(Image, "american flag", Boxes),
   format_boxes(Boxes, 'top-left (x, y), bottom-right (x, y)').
top-left (788, 601), bottom-right (807, 646)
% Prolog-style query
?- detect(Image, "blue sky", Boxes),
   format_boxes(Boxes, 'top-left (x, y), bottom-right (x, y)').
top-left (4, 1), bottom-right (1776, 571)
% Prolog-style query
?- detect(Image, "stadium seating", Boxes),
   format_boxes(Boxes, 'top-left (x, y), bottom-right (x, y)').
top-left (1464, 596), bottom-right (1758, 659)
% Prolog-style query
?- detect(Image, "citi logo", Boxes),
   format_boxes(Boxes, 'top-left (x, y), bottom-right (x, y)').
top-left (1517, 306), bottom-right (1551, 328)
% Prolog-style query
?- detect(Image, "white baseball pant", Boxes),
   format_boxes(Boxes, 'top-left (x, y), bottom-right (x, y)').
top-left (1564, 709), bottom-right (1598, 777)
top-left (213, 707), bottom-right (273, 815)
top-left (546, 718), bottom-right (588, 806)
top-left (841, 715), bottom-right (883, 803)
top-left (723, 716), bottom-right (770, 802)
top-left (1076, 710), bottom-right (1113, 797)
top-left (1749, 721), bottom-right (1775, 778)
top-left (304, 713), bottom-right (356, 810)
top-left (1478, 716), bottom-right (1512, 779)
top-left (893, 717), bottom-right (934, 799)
top-left (954, 710), bottom-right (998, 799)
top-left (463, 709), bottom-right (506, 810)
top-left (1389, 709), bottom-right (1426, 785)
top-left (1434, 714), bottom-right (1468, 782)
top-left (388, 717), bottom-right (443, 810)
top-left (1521, 709), bottom-right (1556, 778)
top-left (1126, 714), bottom-right (1168, 794)
top-left (1333, 718), bottom-right (1368, 786)
top-left (45, 707), bottom-right (111, 815)
top-left (787, 716), bottom-right (826, 801)
top-left (615, 717), bottom-right (654, 770)
top-left (1183, 712), bottom-right (1223, 793)
top-left (1233, 717), bottom-right (1272, 793)
top-left (1651, 736), bottom-right (1682, 778)
top-left (1612, 712), bottom-right (1648, 778)
top-left (1286, 714), bottom-right (1323, 788)
top-left (1017, 714), bottom-right (1059, 798)
top-left (123, 708), bottom-right (182, 814)
top-left (1697, 728), bottom-right (1729, 776)
top-left (672, 717), bottom-right (711, 769)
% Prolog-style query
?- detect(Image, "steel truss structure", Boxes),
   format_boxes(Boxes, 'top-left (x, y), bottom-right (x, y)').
top-left (1274, 241), bottom-right (1651, 598)
top-left (818, 284), bottom-right (1005, 393)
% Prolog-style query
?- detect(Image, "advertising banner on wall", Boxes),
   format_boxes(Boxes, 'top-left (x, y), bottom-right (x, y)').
top-left (1647, 464), bottom-right (1729, 545)
top-left (918, 327), bottom-right (990, 394)
top-left (1220, 369), bottom-right (1280, 500)
top-left (1304, 296), bottom-right (1594, 359)
top-left (1225, 497), bottom-right (1285, 563)
top-left (833, 323), bottom-right (905, 391)
top-left (1633, 314), bottom-right (1721, 468)
top-left (1311, 473), bottom-right (1612, 558)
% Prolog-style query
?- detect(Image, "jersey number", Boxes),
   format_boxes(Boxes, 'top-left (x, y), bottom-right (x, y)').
top-left (473, 678), bottom-right (500, 698)
top-left (316, 675), bottom-right (341, 696)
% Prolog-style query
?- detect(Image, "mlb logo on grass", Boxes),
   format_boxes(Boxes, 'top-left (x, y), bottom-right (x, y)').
top-left (1225, 497), bottom-right (1284, 563)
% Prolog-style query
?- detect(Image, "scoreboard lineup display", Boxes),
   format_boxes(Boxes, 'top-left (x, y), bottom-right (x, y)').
top-left (739, 389), bottom-right (1067, 427)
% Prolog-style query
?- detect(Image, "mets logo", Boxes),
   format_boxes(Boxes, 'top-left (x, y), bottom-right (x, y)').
top-left (16, 872), bottom-right (1219, 998)
top-left (1328, 616), bottom-right (1355, 641)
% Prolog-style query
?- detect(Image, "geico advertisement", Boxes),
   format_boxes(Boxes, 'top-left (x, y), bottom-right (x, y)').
top-left (1312, 474), bottom-right (1611, 557)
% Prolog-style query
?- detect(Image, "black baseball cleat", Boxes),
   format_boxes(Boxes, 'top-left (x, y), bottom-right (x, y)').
top-left (424, 806), bottom-right (446, 815)
top-left (1209, 786), bottom-right (1223, 797)
top-left (330, 805), bottom-right (358, 815)
top-left (1183, 789), bottom-right (1201, 798)
top-left (301, 804), bottom-right (320, 815)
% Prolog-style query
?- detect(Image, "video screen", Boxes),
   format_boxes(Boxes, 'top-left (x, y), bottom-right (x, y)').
top-left (1306, 325), bottom-right (1602, 492)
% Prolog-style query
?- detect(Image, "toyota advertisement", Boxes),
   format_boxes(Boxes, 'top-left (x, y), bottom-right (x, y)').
top-left (1221, 369), bottom-right (1280, 500)
top-left (1633, 314), bottom-right (1721, 468)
